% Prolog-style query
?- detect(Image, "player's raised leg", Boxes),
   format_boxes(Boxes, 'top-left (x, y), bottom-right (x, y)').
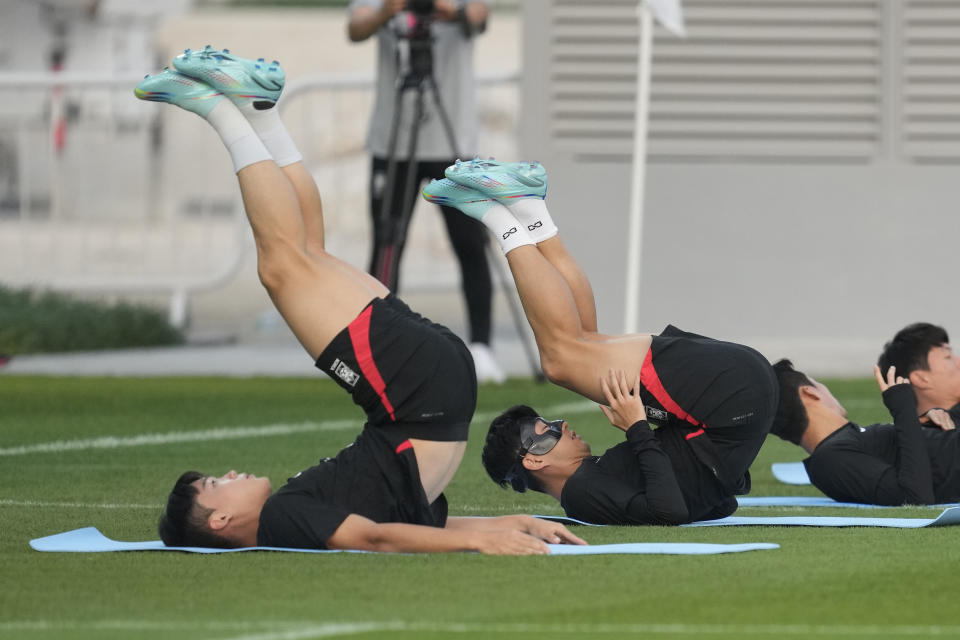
top-left (438, 160), bottom-right (599, 334)
top-left (136, 55), bottom-right (386, 359)
top-left (138, 49), bottom-right (467, 501)
top-left (425, 164), bottom-right (649, 402)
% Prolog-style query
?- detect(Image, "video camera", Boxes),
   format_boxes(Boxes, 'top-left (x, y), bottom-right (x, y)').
top-left (400, 0), bottom-right (436, 79)
top-left (406, 0), bottom-right (435, 17)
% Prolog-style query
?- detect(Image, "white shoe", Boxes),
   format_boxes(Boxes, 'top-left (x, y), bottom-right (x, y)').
top-left (470, 343), bottom-right (507, 384)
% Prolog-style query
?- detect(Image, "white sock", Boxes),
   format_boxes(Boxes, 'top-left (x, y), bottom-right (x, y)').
top-left (243, 107), bottom-right (303, 167)
top-left (205, 100), bottom-right (272, 173)
top-left (505, 198), bottom-right (558, 243)
top-left (479, 202), bottom-right (534, 254)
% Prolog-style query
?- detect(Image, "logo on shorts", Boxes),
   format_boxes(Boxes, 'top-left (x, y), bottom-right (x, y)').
top-left (502, 227), bottom-right (517, 240)
top-left (331, 358), bottom-right (360, 387)
top-left (645, 406), bottom-right (668, 422)
top-left (527, 221), bottom-right (542, 231)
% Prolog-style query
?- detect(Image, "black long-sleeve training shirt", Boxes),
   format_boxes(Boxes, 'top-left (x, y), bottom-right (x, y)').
top-left (803, 387), bottom-right (960, 505)
top-left (560, 420), bottom-right (736, 525)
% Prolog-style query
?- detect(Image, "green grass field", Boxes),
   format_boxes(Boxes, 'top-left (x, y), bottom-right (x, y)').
top-left (2, 374), bottom-right (960, 639)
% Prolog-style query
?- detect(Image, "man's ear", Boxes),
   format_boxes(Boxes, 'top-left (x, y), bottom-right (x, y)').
top-left (207, 510), bottom-right (231, 532)
top-left (909, 368), bottom-right (932, 390)
top-left (798, 384), bottom-right (821, 403)
top-left (521, 455), bottom-right (544, 472)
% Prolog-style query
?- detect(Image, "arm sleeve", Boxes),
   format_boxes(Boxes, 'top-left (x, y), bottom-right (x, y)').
top-left (622, 421), bottom-right (689, 523)
top-left (807, 389), bottom-right (936, 506)
top-left (881, 384), bottom-right (936, 505)
top-left (563, 422), bottom-right (689, 525)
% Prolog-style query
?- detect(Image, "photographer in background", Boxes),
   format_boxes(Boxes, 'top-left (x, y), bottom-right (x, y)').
top-left (347, 0), bottom-right (506, 384)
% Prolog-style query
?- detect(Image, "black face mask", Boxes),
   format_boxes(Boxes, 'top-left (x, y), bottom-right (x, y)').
top-left (517, 417), bottom-right (564, 456)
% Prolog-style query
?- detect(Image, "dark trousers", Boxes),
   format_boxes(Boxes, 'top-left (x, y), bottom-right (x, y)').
top-left (368, 157), bottom-right (492, 345)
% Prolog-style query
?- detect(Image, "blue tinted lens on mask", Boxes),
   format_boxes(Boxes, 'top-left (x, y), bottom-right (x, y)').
top-left (518, 417), bottom-right (564, 456)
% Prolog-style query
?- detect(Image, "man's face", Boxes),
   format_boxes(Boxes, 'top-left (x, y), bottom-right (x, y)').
top-left (528, 419), bottom-right (591, 461)
top-left (922, 344), bottom-right (960, 403)
top-left (192, 470), bottom-right (272, 516)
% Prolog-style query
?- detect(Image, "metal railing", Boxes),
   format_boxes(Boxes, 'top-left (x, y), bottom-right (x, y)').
top-left (0, 70), bottom-right (519, 326)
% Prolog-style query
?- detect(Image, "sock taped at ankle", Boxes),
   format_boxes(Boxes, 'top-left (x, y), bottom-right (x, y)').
top-left (206, 101), bottom-right (272, 172)
top-left (245, 108), bottom-right (302, 167)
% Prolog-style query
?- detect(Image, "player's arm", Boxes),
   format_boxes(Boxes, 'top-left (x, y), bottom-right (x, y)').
top-left (810, 368), bottom-right (935, 506)
top-left (347, 0), bottom-right (405, 42)
top-left (598, 370), bottom-right (689, 524)
top-left (326, 513), bottom-right (553, 555)
top-left (445, 515), bottom-right (587, 545)
top-left (875, 365), bottom-right (936, 505)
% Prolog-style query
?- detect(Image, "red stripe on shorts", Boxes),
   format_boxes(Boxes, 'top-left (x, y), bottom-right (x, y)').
top-left (395, 439), bottom-right (413, 454)
top-left (348, 303), bottom-right (396, 421)
top-left (639, 348), bottom-right (702, 429)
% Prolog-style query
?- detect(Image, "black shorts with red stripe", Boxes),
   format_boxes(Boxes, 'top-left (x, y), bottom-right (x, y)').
top-left (315, 294), bottom-right (476, 442)
top-left (639, 324), bottom-right (778, 494)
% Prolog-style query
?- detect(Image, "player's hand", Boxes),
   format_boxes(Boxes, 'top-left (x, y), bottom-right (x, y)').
top-left (474, 530), bottom-right (550, 555)
top-left (599, 369), bottom-right (645, 431)
top-left (921, 408), bottom-right (956, 431)
top-left (517, 516), bottom-right (587, 545)
top-left (874, 364), bottom-right (909, 392)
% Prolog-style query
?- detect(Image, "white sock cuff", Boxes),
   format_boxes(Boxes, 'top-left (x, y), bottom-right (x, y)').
top-left (259, 127), bottom-right (302, 167)
top-left (480, 203), bottom-right (535, 254)
top-left (227, 134), bottom-right (273, 173)
top-left (205, 101), bottom-right (273, 173)
top-left (506, 198), bottom-right (558, 243)
top-left (245, 108), bottom-right (303, 167)
top-left (500, 227), bottom-right (536, 254)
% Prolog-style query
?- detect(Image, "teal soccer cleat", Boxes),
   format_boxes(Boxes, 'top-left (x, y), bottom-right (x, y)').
top-left (422, 178), bottom-right (497, 221)
top-left (172, 45), bottom-right (284, 110)
top-left (134, 68), bottom-right (224, 117)
top-left (444, 158), bottom-right (548, 202)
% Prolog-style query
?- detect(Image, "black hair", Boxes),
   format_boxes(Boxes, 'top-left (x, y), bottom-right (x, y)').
top-left (878, 323), bottom-right (949, 377)
top-left (158, 470), bottom-right (236, 549)
top-left (771, 359), bottom-right (815, 446)
top-left (482, 404), bottom-right (545, 494)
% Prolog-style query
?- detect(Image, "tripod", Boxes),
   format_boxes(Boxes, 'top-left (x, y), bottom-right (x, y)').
top-left (370, 30), bottom-right (544, 381)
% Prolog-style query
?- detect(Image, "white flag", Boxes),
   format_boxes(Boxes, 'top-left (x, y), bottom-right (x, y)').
top-left (645, 0), bottom-right (686, 36)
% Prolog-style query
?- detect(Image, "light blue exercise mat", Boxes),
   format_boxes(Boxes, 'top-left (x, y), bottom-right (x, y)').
top-left (545, 542), bottom-right (779, 555)
top-left (29, 527), bottom-right (366, 554)
top-left (539, 507), bottom-right (960, 528)
top-left (681, 506), bottom-right (960, 528)
top-left (771, 462), bottom-right (811, 485)
top-left (737, 496), bottom-right (959, 509)
top-left (28, 527), bottom-right (779, 556)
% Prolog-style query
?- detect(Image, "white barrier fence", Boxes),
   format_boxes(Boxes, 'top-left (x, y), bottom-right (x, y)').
top-left (0, 70), bottom-right (519, 327)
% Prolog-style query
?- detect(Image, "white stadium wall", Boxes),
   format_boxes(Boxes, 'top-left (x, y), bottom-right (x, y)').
top-left (520, 0), bottom-right (960, 376)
